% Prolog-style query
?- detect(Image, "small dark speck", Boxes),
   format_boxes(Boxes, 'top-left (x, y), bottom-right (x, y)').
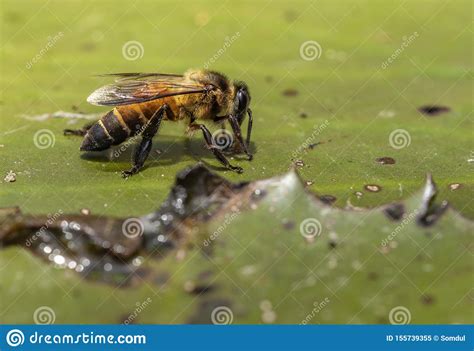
top-left (375, 157), bottom-right (395, 165)
top-left (299, 111), bottom-right (308, 118)
top-left (197, 270), bottom-right (213, 280)
top-left (421, 294), bottom-right (435, 305)
top-left (319, 195), bottom-right (337, 205)
top-left (81, 42), bottom-right (96, 52)
top-left (368, 272), bottom-right (378, 281)
top-left (282, 219), bottom-right (295, 230)
top-left (119, 314), bottom-right (136, 324)
top-left (383, 203), bottom-right (405, 221)
top-left (418, 105), bottom-right (450, 116)
top-left (265, 76), bottom-right (274, 83)
top-left (307, 142), bottom-right (322, 150)
top-left (284, 9), bottom-right (298, 22)
top-left (282, 88), bottom-right (299, 97)
top-left (189, 285), bottom-right (215, 295)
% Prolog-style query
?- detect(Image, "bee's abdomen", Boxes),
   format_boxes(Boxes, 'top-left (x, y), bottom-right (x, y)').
top-left (80, 109), bottom-right (135, 151)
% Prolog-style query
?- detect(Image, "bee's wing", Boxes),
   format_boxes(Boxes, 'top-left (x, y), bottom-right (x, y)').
top-left (87, 73), bottom-right (207, 106)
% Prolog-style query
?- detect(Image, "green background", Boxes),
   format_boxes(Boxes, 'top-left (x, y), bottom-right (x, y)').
top-left (0, 0), bottom-right (472, 324)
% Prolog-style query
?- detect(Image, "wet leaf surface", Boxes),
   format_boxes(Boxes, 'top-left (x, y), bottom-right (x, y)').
top-left (1, 165), bottom-right (472, 323)
top-left (0, 0), bottom-right (472, 325)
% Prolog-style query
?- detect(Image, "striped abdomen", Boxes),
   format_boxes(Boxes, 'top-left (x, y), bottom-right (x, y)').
top-left (80, 99), bottom-right (179, 151)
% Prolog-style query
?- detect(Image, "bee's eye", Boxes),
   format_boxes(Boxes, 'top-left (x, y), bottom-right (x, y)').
top-left (236, 90), bottom-right (248, 113)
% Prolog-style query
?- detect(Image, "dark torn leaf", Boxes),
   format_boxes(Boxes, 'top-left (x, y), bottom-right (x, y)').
top-left (1, 164), bottom-right (472, 323)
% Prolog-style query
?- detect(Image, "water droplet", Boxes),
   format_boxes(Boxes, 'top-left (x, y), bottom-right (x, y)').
top-left (449, 183), bottom-right (461, 191)
top-left (53, 255), bottom-right (65, 265)
top-left (262, 310), bottom-right (277, 323)
top-left (259, 300), bottom-right (272, 311)
top-left (294, 159), bottom-right (305, 168)
top-left (364, 184), bottom-right (382, 192)
top-left (80, 208), bottom-right (91, 215)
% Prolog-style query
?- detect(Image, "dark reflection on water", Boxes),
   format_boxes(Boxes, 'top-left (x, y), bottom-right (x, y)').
top-left (1, 165), bottom-right (246, 287)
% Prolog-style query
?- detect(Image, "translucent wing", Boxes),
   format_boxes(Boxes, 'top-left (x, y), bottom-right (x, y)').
top-left (87, 73), bottom-right (207, 106)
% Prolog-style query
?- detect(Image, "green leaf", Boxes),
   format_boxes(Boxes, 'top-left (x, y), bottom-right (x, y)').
top-left (1, 165), bottom-right (472, 323)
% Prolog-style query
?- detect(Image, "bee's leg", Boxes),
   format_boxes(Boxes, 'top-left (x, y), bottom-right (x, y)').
top-left (228, 115), bottom-right (253, 161)
top-left (246, 108), bottom-right (253, 149)
top-left (64, 121), bottom-right (97, 136)
top-left (193, 123), bottom-right (243, 174)
top-left (121, 105), bottom-right (168, 178)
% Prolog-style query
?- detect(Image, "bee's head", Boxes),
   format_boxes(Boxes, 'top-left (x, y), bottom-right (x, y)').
top-left (233, 82), bottom-right (251, 125)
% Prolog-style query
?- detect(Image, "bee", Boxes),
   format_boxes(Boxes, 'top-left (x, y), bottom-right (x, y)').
top-left (65, 69), bottom-right (253, 177)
